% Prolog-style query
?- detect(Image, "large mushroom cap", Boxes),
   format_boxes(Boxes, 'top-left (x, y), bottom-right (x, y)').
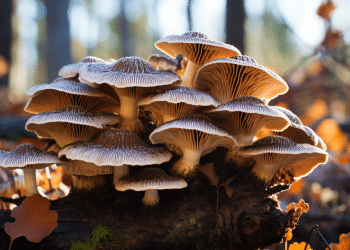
top-left (194, 56), bottom-right (289, 104)
top-left (58, 56), bottom-right (116, 78)
top-left (207, 96), bottom-right (290, 146)
top-left (24, 77), bottom-right (119, 114)
top-left (138, 86), bottom-right (220, 124)
top-left (239, 136), bottom-right (328, 183)
top-left (155, 31), bottom-right (241, 88)
top-left (25, 106), bottom-right (120, 147)
top-left (150, 114), bottom-right (237, 176)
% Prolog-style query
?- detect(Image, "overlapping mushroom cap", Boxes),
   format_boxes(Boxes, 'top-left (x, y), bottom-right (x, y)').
top-left (58, 56), bottom-right (116, 78)
top-left (0, 144), bottom-right (62, 196)
top-left (155, 31), bottom-right (241, 88)
top-left (78, 56), bottom-right (181, 132)
top-left (138, 86), bottom-right (220, 124)
top-left (25, 106), bottom-right (120, 147)
top-left (207, 96), bottom-right (290, 147)
top-left (59, 129), bottom-right (172, 180)
top-left (115, 168), bottom-right (187, 206)
top-left (24, 77), bottom-right (119, 114)
top-left (194, 56), bottom-right (289, 104)
top-left (150, 114), bottom-right (237, 176)
top-left (238, 136), bottom-right (328, 184)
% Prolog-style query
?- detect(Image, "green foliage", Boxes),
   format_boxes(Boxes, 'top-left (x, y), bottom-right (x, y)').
top-left (70, 225), bottom-right (128, 250)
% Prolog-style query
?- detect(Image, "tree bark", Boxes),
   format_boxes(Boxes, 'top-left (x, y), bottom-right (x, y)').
top-left (225, 0), bottom-right (245, 54)
top-left (46, 0), bottom-right (71, 83)
top-left (0, 0), bottom-right (12, 87)
top-left (0, 149), bottom-right (299, 250)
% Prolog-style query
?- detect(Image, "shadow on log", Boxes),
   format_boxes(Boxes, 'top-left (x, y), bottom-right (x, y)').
top-left (0, 149), bottom-right (298, 250)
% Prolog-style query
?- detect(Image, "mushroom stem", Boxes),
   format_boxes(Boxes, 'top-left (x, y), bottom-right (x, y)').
top-left (117, 95), bottom-right (143, 133)
top-left (251, 162), bottom-right (282, 183)
top-left (171, 149), bottom-right (202, 176)
top-left (114, 165), bottom-right (129, 184)
top-left (23, 167), bottom-right (39, 196)
top-left (181, 61), bottom-right (200, 89)
top-left (142, 189), bottom-right (160, 206)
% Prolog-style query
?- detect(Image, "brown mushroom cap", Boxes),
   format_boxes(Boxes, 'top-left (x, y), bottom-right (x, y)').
top-left (149, 114), bottom-right (237, 176)
top-left (194, 56), bottom-right (288, 104)
top-left (115, 168), bottom-right (187, 206)
top-left (58, 56), bottom-right (116, 78)
top-left (78, 56), bottom-right (181, 132)
top-left (155, 31), bottom-right (241, 88)
top-left (138, 86), bottom-right (220, 124)
top-left (207, 96), bottom-right (290, 147)
top-left (59, 129), bottom-right (172, 179)
top-left (0, 144), bottom-right (62, 196)
top-left (24, 77), bottom-right (119, 114)
top-left (239, 136), bottom-right (328, 184)
top-left (25, 106), bottom-right (120, 147)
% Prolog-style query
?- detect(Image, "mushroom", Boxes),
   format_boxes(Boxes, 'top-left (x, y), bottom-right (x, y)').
top-left (58, 129), bottom-right (172, 189)
top-left (155, 31), bottom-right (241, 88)
top-left (146, 54), bottom-right (188, 78)
top-left (24, 77), bottom-right (119, 114)
top-left (0, 144), bottom-right (62, 196)
top-left (194, 56), bottom-right (288, 104)
top-left (25, 106), bottom-right (120, 147)
top-left (78, 56), bottom-right (181, 133)
top-left (238, 136), bottom-right (328, 184)
top-left (149, 114), bottom-right (237, 176)
top-left (138, 86), bottom-right (220, 124)
top-left (115, 168), bottom-right (187, 206)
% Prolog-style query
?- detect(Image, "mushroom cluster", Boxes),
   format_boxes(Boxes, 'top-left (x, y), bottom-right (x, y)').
top-left (0, 31), bottom-right (329, 248)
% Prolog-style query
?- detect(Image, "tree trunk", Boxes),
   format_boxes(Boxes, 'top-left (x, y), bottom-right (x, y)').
top-left (46, 0), bottom-right (71, 83)
top-left (0, 0), bottom-right (12, 87)
top-left (0, 149), bottom-right (298, 250)
top-left (225, 0), bottom-right (245, 54)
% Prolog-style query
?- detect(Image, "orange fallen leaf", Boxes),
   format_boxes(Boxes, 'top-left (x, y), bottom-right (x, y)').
top-left (285, 228), bottom-right (293, 242)
top-left (286, 199), bottom-right (309, 214)
top-left (4, 194), bottom-right (58, 249)
top-left (317, 0), bottom-right (337, 20)
top-left (327, 232), bottom-right (350, 250)
top-left (289, 242), bottom-right (312, 250)
top-left (288, 180), bottom-right (305, 195)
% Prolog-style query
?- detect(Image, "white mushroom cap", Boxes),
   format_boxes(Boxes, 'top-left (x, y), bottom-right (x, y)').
top-left (155, 31), bottom-right (241, 88)
top-left (24, 77), bottom-right (119, 114)
top-left (25, 106), bottom-right (120, 147)
top-left (149, 114), bottom-right (237, 176)
top-left (0, 144), bottom-right (62, 196)
top-left (58, 56), bottom-right (116, 78)
top-left (115, 168), bottom-right (187, 206)
top-left (239, 136), bottom-right (328, 184)
top-left (138, 86), bottom-right (220, 124)
top-left (59, 129), bottom-right (172, 179)
top-left (207, 96), bottom-right (290, 147)
top-left (194, 56), bottom-right (288, 104)
top-left (78, 56), bottom-right (181, 132)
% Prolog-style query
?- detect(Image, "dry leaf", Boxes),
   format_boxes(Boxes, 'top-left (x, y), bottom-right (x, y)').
top-left (317, 0), bottom-right (337, 20)
top-left (288, 180), bottom-right (304, 195)
top-left (289, 242), bottom-right (312, 250)
top-left (327, 232), bottom-right (350, 250)
top-left (286, 199), bottom-right (309, 214)
top-left (285, 228), bottom-right (293, 242)
top-left (224, 186), bottom-right (234, 198)
top-left (198, 162), bottom-right (219, 186)
top-left (4, 194), bottom-right (58, 247)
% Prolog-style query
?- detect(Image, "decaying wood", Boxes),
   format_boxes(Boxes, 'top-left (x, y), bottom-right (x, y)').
top-left (0, 149), bottom-right (296, 250)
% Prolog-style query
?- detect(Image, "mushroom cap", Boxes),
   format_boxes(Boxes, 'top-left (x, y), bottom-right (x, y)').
top-left (58, 56), bottom-right (116, 78)
top-left (206, 96), bottom-right (290, 146)
top-left (78, 56), bottom-right (180, 96)
top-left (115, 168), bottom-right (187, 191)
top-left (194, 56), bottom-right (288, 104)
top-left (25, 106), bottom-right (120, 147)
top-left (24, 77), bottom-right (119, 114)
top-left (273, 106), bottom-right (318, 146)
top-left (149, 114), bottom-right (237, 155)
top-left (155, 31), bottom-right (241, 65)
top-left (138, 86), bottom-right (220, 124)
top-left (0, 144), bottom-right (61, 170)
top-left (239, 136), bottom-right (328, 182)
top-left (59, 129), bottom-right (172, 167)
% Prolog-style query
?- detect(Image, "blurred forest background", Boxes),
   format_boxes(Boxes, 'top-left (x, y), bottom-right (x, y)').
top-left (1, 0), bottom-right (350, 248)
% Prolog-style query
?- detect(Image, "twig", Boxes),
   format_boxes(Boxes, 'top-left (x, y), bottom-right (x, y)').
top-left (305, 225), bottom-right (332, 250)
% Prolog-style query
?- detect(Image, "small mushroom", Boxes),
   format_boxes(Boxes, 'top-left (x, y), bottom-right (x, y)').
top-left (155, 31), bottom-right (241, 88)
top-left (146, 54), bottom-right (187, 78)
top-left (0, 144), bottom-right (62, 196)
top-left (115, 168), bottom-right (187, 206)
